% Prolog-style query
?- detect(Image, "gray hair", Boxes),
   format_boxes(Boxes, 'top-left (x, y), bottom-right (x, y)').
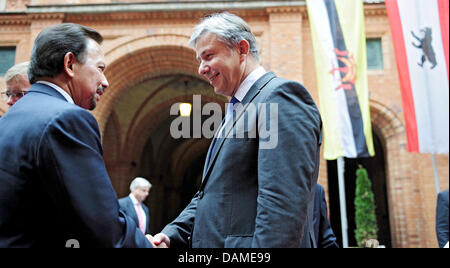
top-left (5, 61), bottom-right (29, 82)
top-left (189, 12), bottom-right (260, 61)
top-left (130, 177), bottom-right (152, 191)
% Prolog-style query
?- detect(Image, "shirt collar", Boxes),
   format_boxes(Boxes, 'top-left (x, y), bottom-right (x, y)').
top-left (233, 66), bottom-right (266, 102)
top-left (129, 193), bottom-right (139, 205)
top-left (36, 81), bottom-right (74, 104)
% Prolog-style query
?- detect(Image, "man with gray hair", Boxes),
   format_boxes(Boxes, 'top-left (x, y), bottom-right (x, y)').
top-left (1, 61), bottom-right (30, 107)
top-left (119, 177), bottom-right (152, 235)
top-left (152, 12), bottom-right (322, 248)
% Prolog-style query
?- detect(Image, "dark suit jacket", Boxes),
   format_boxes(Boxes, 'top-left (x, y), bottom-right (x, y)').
top-left (0, 83), bottom-right (152, 248)
top-left (118, 196), bottom-right (150, 234)
top-left (162, 72), bottom-right (322, 248)
top-left (313, 184), bottom-right (339, 248)
top-left (436, 189), bottom-right (449, 248)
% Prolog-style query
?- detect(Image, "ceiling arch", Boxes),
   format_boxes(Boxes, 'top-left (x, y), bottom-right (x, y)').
top-left (93, 33), bottom-right (203, 135)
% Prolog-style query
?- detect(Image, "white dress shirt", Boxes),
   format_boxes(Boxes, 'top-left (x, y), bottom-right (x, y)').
top-left (233, 66), bottom-right (267, 103)
top-left (36, 81), bottom-right (74, 104)
top-left (217, 66), bottom-right (267, 137)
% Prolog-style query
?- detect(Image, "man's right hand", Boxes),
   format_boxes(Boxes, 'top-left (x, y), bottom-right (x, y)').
top-left (146, 233), bottom-right (170, 248)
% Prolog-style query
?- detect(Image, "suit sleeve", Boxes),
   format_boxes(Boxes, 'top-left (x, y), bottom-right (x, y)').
top-left (436, 191), bottom-right (449, 248)
top-left (318, 186), bottom-right (339, 248)
top-left (37, 108), bottom-right (152, 248)
top-left (161, 191), bottom-right (200, 248)
top-left (252, 81), bottom-right (322, 247)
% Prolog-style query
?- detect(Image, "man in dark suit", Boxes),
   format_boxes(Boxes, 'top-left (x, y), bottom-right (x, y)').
top-left (152, 12), bottom-right (322, 248)
top-left (0, 23), bottom-right (152, 248)
top-left (436, 189), bottom-right (449, 248)
top-left (119, 177), bottom-right (152, 235)
top-left (313, 184), bottom-right (339, 248)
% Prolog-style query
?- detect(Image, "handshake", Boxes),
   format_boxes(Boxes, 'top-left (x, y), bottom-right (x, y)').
top-left (146, 233), bottom-right (170, 248)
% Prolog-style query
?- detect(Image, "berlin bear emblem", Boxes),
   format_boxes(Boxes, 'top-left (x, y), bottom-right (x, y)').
top-left (411, 27), bottom-right (437, 69)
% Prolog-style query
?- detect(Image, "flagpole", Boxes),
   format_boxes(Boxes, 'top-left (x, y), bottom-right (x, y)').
top-left (337, 156), bottom-right (349, 248)
top-left (432, 153), bottom-right (441, 194)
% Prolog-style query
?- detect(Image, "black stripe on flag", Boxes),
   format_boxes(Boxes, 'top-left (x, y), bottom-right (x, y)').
top-left (324, 0), bottom-right (369, 158)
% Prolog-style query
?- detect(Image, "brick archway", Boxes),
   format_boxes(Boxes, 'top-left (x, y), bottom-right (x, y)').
top-left (105, 92), bottom-right (224, 196)
top-left (127, 95), bottom-right (224, 168)
top-left (93, 33), bottom-right (203, 136)
top-left (369, 100), bottom-right (425, 248)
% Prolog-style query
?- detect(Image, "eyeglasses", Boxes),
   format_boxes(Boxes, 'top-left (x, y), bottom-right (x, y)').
top-left (1, 91), bottom-right (27, 101)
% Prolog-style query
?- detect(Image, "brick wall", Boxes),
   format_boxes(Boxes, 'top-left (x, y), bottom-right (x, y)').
top-left (0, 1), bottom-right (448, 247)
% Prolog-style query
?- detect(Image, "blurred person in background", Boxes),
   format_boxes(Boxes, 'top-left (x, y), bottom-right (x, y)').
top-left (1, 61), bottom-right (30, 107)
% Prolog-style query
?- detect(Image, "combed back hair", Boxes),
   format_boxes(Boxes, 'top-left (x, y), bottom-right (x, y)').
top-left (28, 23), bottom-right (103, 84)
top-left (189, 12), bottom-right (260, 61)
top-left (5, 61), bottom-right (29, 82)
top-left (130, 177), bottom-right (152, 191)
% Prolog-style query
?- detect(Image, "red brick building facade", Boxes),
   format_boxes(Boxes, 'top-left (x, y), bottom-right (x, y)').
top-left (0, 0), bottom-right (448, 247)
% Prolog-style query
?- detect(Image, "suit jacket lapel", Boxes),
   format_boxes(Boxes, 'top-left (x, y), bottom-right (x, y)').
top-left (200, 72), bottom-right (277, 190)
top-left (126, 197), bottom-right (139, 223)
top-left (143, 203), bottom-right (150, 233)
top-left (202, 115), bottom-right (226, 175)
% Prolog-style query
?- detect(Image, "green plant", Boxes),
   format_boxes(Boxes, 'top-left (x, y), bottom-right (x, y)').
top-left (354, 164), bottom-right (378, 247)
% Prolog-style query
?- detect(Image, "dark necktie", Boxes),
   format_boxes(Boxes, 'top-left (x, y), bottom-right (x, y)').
top-left (206, 97), bottom-right (240, 166)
